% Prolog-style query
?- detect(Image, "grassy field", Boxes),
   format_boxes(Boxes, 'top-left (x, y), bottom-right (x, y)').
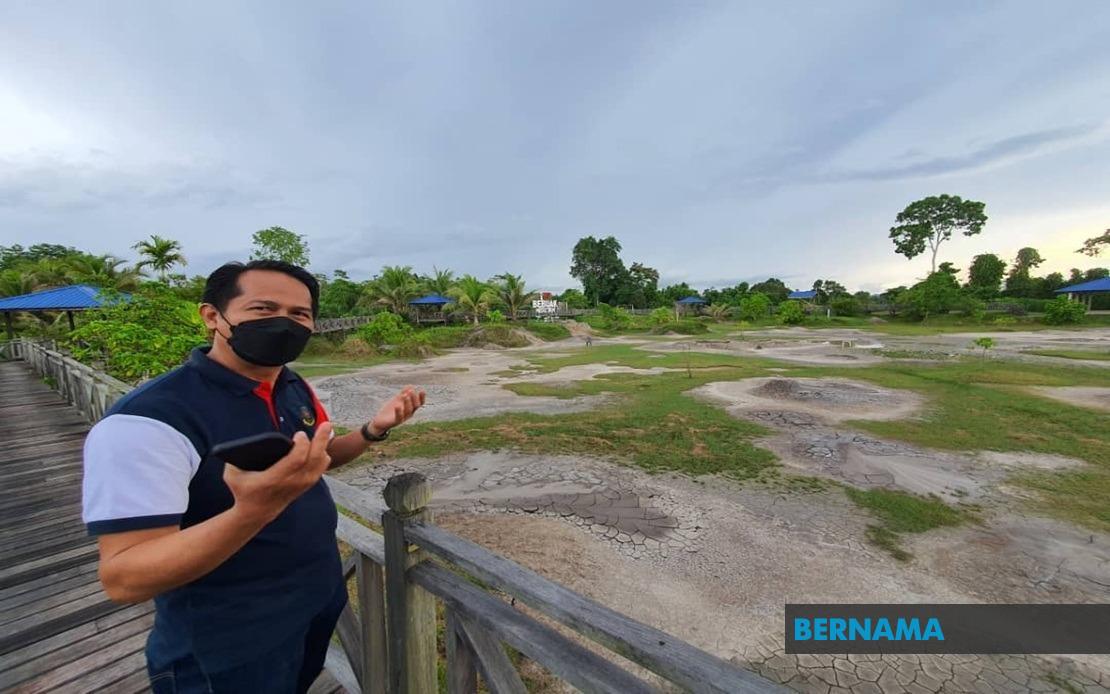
top-left (1024, 348), bottom-right (1110, 361)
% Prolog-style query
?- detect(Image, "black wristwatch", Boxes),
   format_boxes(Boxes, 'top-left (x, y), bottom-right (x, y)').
top-left (360, 422), bottom-right (391, 442)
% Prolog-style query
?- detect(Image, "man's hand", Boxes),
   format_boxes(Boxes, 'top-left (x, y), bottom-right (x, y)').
top-left (368, 385), bottom-right (426, 436)
top-left (223, 422), bottom-right (333, 525)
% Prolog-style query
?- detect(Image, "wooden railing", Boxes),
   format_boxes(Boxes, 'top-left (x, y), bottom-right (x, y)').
top-left (0, 338), bottom-right (130, 423)
top-left (317, 316), bottom-right (376, 333)
top-left (324, 473), bottom-right (783, 694)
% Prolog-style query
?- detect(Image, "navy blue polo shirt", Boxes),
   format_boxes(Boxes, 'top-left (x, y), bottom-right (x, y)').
top-left (81, 347), bottom-right (343, 671)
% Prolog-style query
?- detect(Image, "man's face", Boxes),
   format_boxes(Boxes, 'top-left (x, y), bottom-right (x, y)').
top-left (201, 269), bottom-right (315, 342)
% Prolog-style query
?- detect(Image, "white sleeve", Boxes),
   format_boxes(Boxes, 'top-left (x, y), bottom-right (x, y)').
top-left (82, 414), bottom-right (201, 535)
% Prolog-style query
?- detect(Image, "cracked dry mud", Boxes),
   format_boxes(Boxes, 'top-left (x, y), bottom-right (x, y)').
top-left (320, 332), bottom-right (1110, 693)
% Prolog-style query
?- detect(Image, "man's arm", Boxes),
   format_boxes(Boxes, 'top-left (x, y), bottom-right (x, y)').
top-left (326, 386), bottom-right (425, 468)
top-left (97, 425), bottom-right (332, 603)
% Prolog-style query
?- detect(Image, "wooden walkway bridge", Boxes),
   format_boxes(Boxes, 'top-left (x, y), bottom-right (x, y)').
top-left (0, 359), bottom-right (343, 693)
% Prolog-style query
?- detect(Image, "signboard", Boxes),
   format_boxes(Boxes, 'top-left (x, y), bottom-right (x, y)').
top-left (532, 299), bottom-right (560, 321)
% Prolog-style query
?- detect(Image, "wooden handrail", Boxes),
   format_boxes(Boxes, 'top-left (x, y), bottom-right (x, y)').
top-left (1, 338), bottom-right (130, 423)
top-left (328, 475), bottom-right (783, 693)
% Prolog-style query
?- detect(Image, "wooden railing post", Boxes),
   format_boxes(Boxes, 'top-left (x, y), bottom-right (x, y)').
top-left (357, 553), bottom-right (388, 694)
top-left (382, 473), bottom-right (437, 694)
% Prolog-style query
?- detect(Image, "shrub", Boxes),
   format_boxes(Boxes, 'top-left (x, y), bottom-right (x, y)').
top-left (522, 320), bottom-right (571, 341)
top-left (486, 309), bottom-right (505, 324)
top-left (992, 315), bottom-right (1018, 326)
top-left (463, 325), bottom-right (531, 348)
top-left (649, 320), bottom-right (710, 335)
top-left (420, 326), bottom-right (473, 348)
top-left (778, 300), bottom-right (805, 325)
top-left (648, 307), bottom-right (673, 326)
top-left (830, 296), bottom-right (863, 317)
top-left (338, 336), bottom-right (379, 358)
top-left (393, 332), bottom-right (434, 358)
top-left (1042, 297), bottom-right (1087, 325)
top-left (357, 311), bottom-right (412, 346)
top-left (738, 292), bottom-right (771, 321)
top-left (67, 286), bottom-right (207, 382)
top-left (596, 303), bottom-right (632, 331)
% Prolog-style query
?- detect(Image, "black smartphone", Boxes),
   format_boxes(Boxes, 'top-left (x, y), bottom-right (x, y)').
top-left (211, 432), bottom-right (293, 472)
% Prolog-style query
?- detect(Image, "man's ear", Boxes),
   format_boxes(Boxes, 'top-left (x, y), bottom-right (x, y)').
top-left (199, 303), bottom-right (220, 332)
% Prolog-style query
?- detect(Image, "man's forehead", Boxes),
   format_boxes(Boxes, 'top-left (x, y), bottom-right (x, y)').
top-left (232, 270), bottom-right (312, 303)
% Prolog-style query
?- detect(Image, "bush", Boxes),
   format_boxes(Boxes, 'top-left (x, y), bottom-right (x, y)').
top-left (66, 286), bottom-right (207, 382)
top-left (995, 302), bottom-right (1028, 316)
top-left (596, 303), bottom-right (633, 331)
top-left (738, 292), bottom-right (771, 321)
top-left (830, 296), bottom-right (863, 317)
top-left (357, 311), bottom-right (412, 346)
top-left (1043, 297), bottom-right (1087, 325)
top-left (338, 336), bottom-right (379, 358)
top-left (649, 320), bottom-right (709, 335)
top-left (778, 300), bottom-right (805, 325)
top-left (486, 309), bottom-right (505, 324)
top-left (301, 334), bottom-right (341, 357)
top-left (522, 321), bottom-right (571, 341)
top-left (420, 326), bottom-right (472, 348)
top-left (648, 307), bottom-right (673, 326)
top-left (393, 332), bottom-right (435, 358)
top-left (462, 325), bottom-right (531, 348)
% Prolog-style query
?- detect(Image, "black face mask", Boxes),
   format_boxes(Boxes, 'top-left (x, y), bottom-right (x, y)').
top-left (218, 312), bottom-right (313, 367)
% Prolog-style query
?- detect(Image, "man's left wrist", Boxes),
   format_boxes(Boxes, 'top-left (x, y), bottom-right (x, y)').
top-left (361, 421), bottom-right (390, 442)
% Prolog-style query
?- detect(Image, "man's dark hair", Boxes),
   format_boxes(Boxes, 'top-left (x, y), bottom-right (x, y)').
top-left (202, 260), bottom-right (320, 317)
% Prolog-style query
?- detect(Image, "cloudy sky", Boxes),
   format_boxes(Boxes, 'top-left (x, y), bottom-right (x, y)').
top-left (2, 1), bottom-right (1109, 293)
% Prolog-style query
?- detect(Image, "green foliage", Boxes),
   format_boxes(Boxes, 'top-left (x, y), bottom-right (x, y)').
top-left (899, 271), bottom-right (961, 321)
top-left (749, 278), bottom-right (790, 304)
top-left (357, 311), bottom-right (413, 346)
top-left (522, 321), bottom-right (571, 341)
top-left (1042, 297), bottom-right (1087, 325)
top-left (596, 303), bottom-right (632, 330)
top-left (493, 273), bottom-right (535, 320)
top-left (737, 292), bottom-right (772, 321)
top-left (1004, 247), bottom-right (1045, 297)
top-left (66, 286), bottom-right (206, 382)
top-left (317, 273), bottom-right (364, 318)
top-left (889, 194), bottom-right (987, 272)
top-left (966, 253), bottom-right (1006, 297)
top-left (364, 265), bottom-right (420, 315)
top-left (558, 288), bottom-right (589, 309)
top-left (706, 303), bottom-right (731, 320)
top-left (420, 266), bottom-right (455, 296)
top-left (448, 274), bottom-right (496, 324)
top-left (650, 320), bottom-right (709, 335)
top-left (132, 235), bottom-right (186, 281)
top-left (250, 226), bottom-right (310, 266)
top-left (418, 326), bottom-right (472, 348)
top-left (830, 296), bottom-right (863, 317)
top-left (486, 309), bottom-right (505, 324)
top-left (972, 336), bottom-right (995, 358)
top-left (1077, 229), bottom-right (1110, 258)
top-left (845, 488), bottom-right (968, 560)
top-left (778, 300), bottom-right (805, 325)
top-left (570, 236), bottom-right (627, 306)
top-left (648, 307), bottom-right (673, 326)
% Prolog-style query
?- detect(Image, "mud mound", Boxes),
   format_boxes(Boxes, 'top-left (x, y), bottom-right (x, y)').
top-left (563, 320), bottom-right (596, 338)
top-left (695, 377), bottom-right (924, 423)
top-left (460, 326), bottom-right (536, 348)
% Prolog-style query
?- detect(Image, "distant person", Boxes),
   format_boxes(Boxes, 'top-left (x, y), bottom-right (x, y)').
top-left (82, 260), bottom-right (425, 693)
top-left (585, 335), bottom-right (593, 347)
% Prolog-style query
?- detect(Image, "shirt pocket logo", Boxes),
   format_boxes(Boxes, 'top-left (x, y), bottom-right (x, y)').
top-left (300, 405), bottom-right (316, 427)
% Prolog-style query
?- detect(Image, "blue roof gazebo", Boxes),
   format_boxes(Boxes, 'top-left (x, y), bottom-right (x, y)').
top-left (408, 294), bottom-right (452, 324)
top-left (674, 296), bottom-right (707, 316)
top-left (787, 289), bottom-right (818, 301)
top-left (0, 284), bottom-right (129, 338)
top-left (1054, 277), bottom-right (1110, 309)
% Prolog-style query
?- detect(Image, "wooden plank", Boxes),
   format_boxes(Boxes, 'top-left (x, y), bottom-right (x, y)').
top-left (445, 608), bottom-right (478, 694)
top-left (10, 629), bottom-right (146, 693)
top-left (454, 616), bottom-right (525, 694)
top-left (325, 643), bottom-right (361, 694)
top-left (0, 591), bottom-right (124, 656)
top-left (0, 579), bottom-right (105, 626)
top-left (334, 603), bottom-right (363, 687)
top-left (70, 647), bottom-right (147, 694)
top-left (406, 522), bottom-right (780, 694)
top-left (325, 477), bottom-right (387, 521)
top-left (93, 667), bottom-right (152, 694)
top-left (335, 515), bottom-right (385, 565)
top-left (0, 603), bottom-right (151, 673)
top-left (413, 563), bottom-right (654, 694)
top-left (0, 543), bottom-right (99, 587)
top-left (0, 562), bottom-right (98, 603)
top-left (357, 553), bottom-right (387, 694)
top-left (0, 611), bottom-right (153, 691)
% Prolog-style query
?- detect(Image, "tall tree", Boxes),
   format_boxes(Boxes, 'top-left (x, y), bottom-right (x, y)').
top-left (1076, 229), bottom-right (1109, 257)
top-left (967, 253), bottom-right (1006, 297)
top-left (132, 235), bottom-right (186, 282)
top-left (889, 194), bottom-right (987, 272)
top-left (811, 279), bottom-right (847, 304)
top-left (65, 255), bottom-right (145, 291)
top-left (448, 275), bottom-right (496, 324)
top-left (364, 265), bottom-right (420, 314)
top-left (250, 226), bottom-right (310, 266)
top-left (749, 278), bottom-right (790, 304)
top-left (627, 262), bottom-right (660, 308)
top-left (570, 236), bottom-right (627, 306)
top-left (494, 273), bottom-right (536, 321)
top-left (1005, 247), bottom-right (1045, 297)
top-left (422, 266), bottom-right (455, 296)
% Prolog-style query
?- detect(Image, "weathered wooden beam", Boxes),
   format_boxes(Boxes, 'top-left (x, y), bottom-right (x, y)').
top-left (445, 608), bottom-right (477, 694)
top-left (455, 615), bottom-right (526, 694)
top-left (326, 477), bottom-right (388, 522)
top-left (335, 515), bottom-right (386, 565)
top-left (410, 562), bottom-right (656, 694)
top-left (357, 553), bottom-right (387, 694)
top-left (382, 473), bottom-right (437, 694)
top-left (406, 522), bottom-right (781, 694)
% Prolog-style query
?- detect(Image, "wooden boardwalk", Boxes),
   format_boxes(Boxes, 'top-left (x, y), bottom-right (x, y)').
top-left (0, 360), bottom-right (343, 693)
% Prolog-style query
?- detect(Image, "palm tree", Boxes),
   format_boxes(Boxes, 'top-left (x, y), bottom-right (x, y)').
top-left (448, 275), bottom-right (496, 325)
top-left (363, 265), bottom-right (420, 314)
top-left (707, 303), bottom-right (731, 321)
top-left (494, 273), bottom-right (536, 321)
top-left (0, 269), bottom-right (39, 297)
top-left (65, 255), bottom-right (145, 291)
top-left (133, 235), bottom-right (186, 282)
top-left (422, 266), bottom-right (455, 296)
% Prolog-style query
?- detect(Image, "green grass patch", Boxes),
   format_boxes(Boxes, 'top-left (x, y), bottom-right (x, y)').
top-left (845, 487), bottom-right (969, 560)
top-left (1025, 349), bottom-right (1110, 361)
top-left (521, 320), bottom-right (572, 341)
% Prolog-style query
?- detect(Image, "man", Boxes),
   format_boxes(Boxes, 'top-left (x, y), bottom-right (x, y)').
top-left (82, 260), bottom-right (425, 693)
